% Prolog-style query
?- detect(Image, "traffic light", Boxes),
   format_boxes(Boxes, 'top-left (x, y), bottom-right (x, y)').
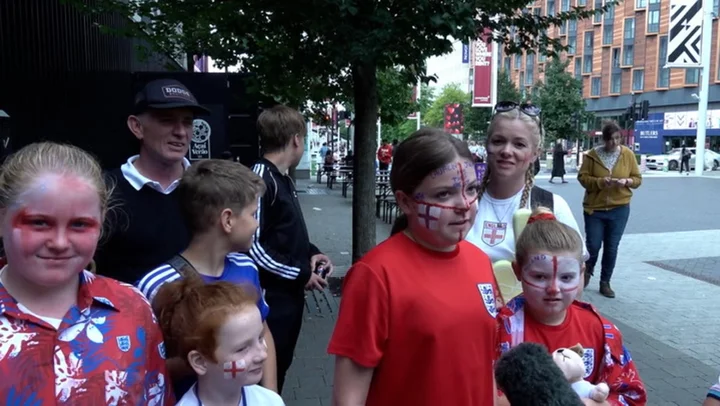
top-left (640, 100), bottom-right (650, 121)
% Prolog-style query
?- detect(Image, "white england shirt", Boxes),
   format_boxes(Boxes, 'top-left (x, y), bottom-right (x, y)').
top-left (466, 188), bottom-right (588, 263)
top-left (177, 383), bottom-right (285, 406)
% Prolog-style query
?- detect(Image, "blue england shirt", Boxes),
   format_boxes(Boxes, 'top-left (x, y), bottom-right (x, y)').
top-left (136, 252), bottom-right (269, 320)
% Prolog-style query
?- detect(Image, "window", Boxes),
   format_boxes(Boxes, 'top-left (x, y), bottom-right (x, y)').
top-left (715, 0), bottom-right (719, 16)
top-left (583, 31), bottom-right (594, 73)
top-left (611, 72), bottom-right (622, 93)
top-left (584, 31), bottom-right (594, 48)
top-left (624, 18), bottom-right (635, 40)
top-left (636, 0), bottom-right (647, 7)
top-left (515, 54), bottom-right (522, 69)
top-left (583, 55), bottom-right (593, 73)
top-left (647, 10), bottom-right (660, 33)
top-left (562, 0), bottom-right (570, 11)
top-left (519, 71), bottom-right (525, 92)
top-left (603, 6), bottom-right (614, 45)
top-left (526, 54), bottom-right (535, 85)
top-left (632, 70), bottom-right (644, 91)
top-left (534, 7), bottom-right (542, 15)
top-left (575, 58), bottom-right (582, 79)
top-left (686, 68), bottom-right (700, 85)
top-left (568, 20), bottom-right (578, 54)
top-left (612, 48), bottom-right (621, 68)
top-left (594, 0), bottom-right (603, 24)
top-left (548, 0), bottom-right (556, 15)
top-left (578, 0), bottom-right (587, 6)
top-left (539, 51), bottom-right (547, 63)
top-left (591, 77), bottom-right (602, 96)
top-left (504, 57), bottom-right (512, 73)
top-left (623, 45), bottom-right (634, 65)
top-left (561, 22), bottom-right (568, 35)
top-left (658, 36), bottom-right (670, 87)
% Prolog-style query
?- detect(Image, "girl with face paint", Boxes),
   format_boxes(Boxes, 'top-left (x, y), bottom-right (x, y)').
top-left (0, 142), bottom-right (171, 404)
top-left (153, 278), bottom-right (285, 406)
top-left (329, 129), bottom-right (501, 406)
top-left (495, 208), bottom-right (647, 406)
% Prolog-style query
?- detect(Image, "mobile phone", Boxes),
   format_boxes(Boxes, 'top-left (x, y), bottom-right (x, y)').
top-left (315, 262), bottom-right (329, 278)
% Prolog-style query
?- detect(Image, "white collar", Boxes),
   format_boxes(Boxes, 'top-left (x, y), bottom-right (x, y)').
top-left (120, 155), bottom-right (191, 195)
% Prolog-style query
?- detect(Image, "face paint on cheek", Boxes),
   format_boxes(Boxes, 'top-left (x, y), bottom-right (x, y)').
top-left (415, 203), bottom-right (442, 230)
top-left (521, 254), bottom-right (581, 293)
top-left (223, 359), bottom-right (247, 379)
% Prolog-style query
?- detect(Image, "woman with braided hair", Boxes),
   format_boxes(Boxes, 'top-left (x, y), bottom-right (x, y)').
top-left (466, 101), bottom-right (587, 264)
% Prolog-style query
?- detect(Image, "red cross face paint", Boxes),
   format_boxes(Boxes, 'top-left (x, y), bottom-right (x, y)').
top-left (210, 306), bottom-right (267, 387)
top-left (409, 159), bottom-right (479, 247)
top-left (3, 174), bottom-right (102, 288)
top-left (520, 253), bottom-right (581, 320)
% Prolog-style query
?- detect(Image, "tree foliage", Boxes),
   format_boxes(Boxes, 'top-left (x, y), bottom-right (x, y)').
top-left (422, 71), bottom-right (521, 140)
top-left (533, 57), bottom-right (593, 145)
top-left (68, 0), bottom-right (614, 261)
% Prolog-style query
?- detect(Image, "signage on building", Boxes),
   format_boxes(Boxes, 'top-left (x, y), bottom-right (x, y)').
top-left (462, 43), bottom-right (470, 64)
top-left (190, 118), bottom-right (211, 160)
top-left (633, 114), bottom-right (665, 154)
top-left (471, 29), bottom-right (496, 108)
top-left (663, 110), bottom-right (720, 130)
top-left (667, 0), bottom-right (703, 67)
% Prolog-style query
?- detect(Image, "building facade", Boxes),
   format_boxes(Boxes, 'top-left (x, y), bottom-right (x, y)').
top-left (501, 0), bottom-right (720, 154)
top-left (426, 39), bottom-right (473, 95)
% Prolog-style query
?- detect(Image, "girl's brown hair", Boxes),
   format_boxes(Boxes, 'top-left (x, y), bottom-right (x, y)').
top-left (389, 129), bottom-right (474, 233)
top-left (479, 110), bottom-right (544, 210)
top-left (152, 278), bottom-right (259, 363)
top-left (515, 207), bottom-right (584, 265)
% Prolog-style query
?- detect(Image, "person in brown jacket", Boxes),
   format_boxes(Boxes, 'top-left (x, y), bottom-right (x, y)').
top-left (578, 120), bottom-right (642, 298)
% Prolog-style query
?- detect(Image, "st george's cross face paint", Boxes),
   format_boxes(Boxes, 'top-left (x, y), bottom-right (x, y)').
top-left (408, 158), bottom-right (479, 246)
top-left (519, 253), bottom-right (582, 320)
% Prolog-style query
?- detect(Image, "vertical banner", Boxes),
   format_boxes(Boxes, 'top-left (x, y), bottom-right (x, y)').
top-left (444, 103), bottom-right (464, 134)
top-left (667, 0), bottom-right (703, 67)
top-left (462, 43), bottom-right (470, 64)
top-left (408, 86), bottom-right (418, 119)
top-left (472, 29), bottom-right (497, 107)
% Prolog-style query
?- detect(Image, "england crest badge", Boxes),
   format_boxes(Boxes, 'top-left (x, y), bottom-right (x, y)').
top-left (116, 335), bottom-right (131, 352)
top-left (477, 283), bottom-right (498, 317)
top-left (158, 342), bottom-right (166, 359)
top-left (481, 221), bottom-right (506, 247)
top-left (582, 348), bottom-right (595, 378)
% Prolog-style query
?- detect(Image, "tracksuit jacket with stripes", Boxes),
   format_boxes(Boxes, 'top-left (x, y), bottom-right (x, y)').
top-left (250, 158), bottom-right (321, 293)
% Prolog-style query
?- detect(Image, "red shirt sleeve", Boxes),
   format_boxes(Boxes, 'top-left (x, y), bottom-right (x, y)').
top-left (327, 262), bottom-right (389, 367)
top-left (598, 320), bottom-right (647, 406)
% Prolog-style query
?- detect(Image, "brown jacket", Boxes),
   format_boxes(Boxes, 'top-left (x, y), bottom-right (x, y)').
top-left (577, 145), bottom-right (642, 214)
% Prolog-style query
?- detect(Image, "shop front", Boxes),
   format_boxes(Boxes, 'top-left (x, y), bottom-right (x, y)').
top-left (635, 110), bottom-right (720, 155)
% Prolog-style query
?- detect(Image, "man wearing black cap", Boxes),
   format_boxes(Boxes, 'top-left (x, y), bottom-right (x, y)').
top-left (94, 79), bottom-right (209, 285)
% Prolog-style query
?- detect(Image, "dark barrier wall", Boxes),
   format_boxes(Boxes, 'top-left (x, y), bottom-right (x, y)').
top-left (0, 0), bottom-right (183, 81)
top-left (0, 1), bottom-right (263, 168)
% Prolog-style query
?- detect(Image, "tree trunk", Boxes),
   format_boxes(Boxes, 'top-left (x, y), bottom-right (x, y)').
top-left (351, 60), bottom-right (379, 263)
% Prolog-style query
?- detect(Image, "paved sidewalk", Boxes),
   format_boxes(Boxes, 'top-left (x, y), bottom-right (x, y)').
top-left (281, 178), bottom-right (717, 406)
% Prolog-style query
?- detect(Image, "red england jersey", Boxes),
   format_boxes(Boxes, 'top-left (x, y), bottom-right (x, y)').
top-left (0, 270), bottom-right (173, 404)
top-left (328, 233), bottom-right (501, 406)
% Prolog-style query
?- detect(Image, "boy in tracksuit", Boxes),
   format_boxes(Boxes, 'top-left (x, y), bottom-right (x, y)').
top-left (250, 104), bottom-right (334, 393)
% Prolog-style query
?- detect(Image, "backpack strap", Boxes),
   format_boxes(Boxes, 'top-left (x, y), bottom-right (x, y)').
top-left (530, 185), bottom-right (555, 212)
top-left (166, 254), bottom-right (202, 281)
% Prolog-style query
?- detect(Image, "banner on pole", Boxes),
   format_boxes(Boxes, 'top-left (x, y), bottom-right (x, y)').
top-left (472, 29), bottom-right (497, 107)
top-left (462, 43), bottom-right (470, 64)
top-left (444, 103), bottom-right (464, 134)
top-left (667, 0), bottom-right (703, 67)
top-left (408, 86), bottom-right (418, 119)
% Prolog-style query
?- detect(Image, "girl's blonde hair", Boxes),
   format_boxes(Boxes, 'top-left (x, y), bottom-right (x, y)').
top-left (478, 109), bottom-right (544, 209)
top-left (0, 142), bottom-right (112, 220)
top-left (515, 207), bottom-right (584, 265)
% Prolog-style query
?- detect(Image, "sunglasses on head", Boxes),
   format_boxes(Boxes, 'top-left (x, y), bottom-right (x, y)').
top-left (493, 101), bottom-right (542, 117)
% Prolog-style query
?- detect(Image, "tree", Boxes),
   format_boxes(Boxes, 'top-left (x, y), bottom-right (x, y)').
top-left (533, 57), bottom-right (592, 145)
top-left (70, 0), bottom-right (611, 262)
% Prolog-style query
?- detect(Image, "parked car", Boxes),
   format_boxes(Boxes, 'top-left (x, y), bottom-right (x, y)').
top-left (645, 148), bottom-right (720, 171)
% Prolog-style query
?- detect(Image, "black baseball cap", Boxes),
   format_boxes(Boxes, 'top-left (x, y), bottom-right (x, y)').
top-left (133, 79), bottom-right (211, 115)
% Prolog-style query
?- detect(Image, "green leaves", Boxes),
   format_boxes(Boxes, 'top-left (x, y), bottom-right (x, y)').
top-left (533, 57), bottom-right (592, 144)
